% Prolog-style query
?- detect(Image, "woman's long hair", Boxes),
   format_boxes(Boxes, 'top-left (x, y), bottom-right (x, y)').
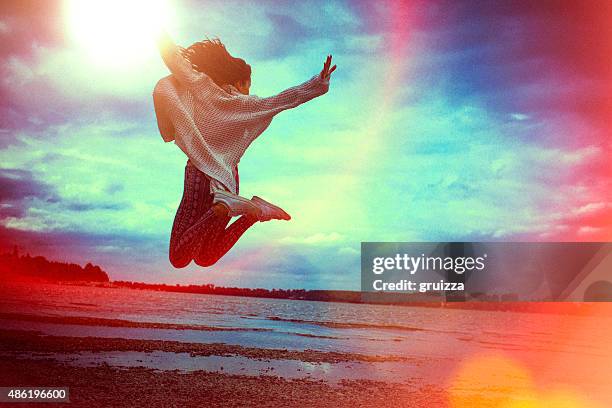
top-left (184, 38), bottom-right (251, 88)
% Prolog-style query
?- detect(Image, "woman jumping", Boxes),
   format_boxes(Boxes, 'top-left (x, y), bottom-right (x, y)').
top-left (153, 30), bottom-right (336, 268)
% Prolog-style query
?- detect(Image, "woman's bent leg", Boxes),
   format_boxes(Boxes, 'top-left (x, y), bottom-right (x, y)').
top-left (194, 214), bottom-right (257, 267)
top-left (169, 162), bottom-right (227, 268)
top-left (170, 205), bottom-right (229, 268)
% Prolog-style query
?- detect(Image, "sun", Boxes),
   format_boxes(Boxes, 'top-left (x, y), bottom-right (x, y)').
top-left (66, 0), bottom-right (173, 67)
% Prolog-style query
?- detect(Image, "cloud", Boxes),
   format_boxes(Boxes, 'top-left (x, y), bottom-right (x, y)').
top-left (260, 13), bottom-right (312, 58)
top-left (0, 21), bottom-right (9, 34)
top-left (205, 240), bottom-right (361, 290)
top-left (0, 168), bottom-right (56, 203)
top-left (1, 46), bottom-right (160, 134)
top-left (510, 113), bottom-right (529, 121)
top-left (279, 232), bottom-right (345, 245)
top-left (577, 226), bottom-right (603, 236)
top-left (574, 202), bottom-right (610, 216)
top-left (0, 1), bottom-right (64, 59)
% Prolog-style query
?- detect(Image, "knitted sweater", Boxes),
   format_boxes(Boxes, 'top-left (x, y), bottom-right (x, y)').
top-left (153, 42), bottom-right (329, 194)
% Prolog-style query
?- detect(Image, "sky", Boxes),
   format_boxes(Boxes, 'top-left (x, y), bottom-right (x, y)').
top-left (0, 0), bottom-right (610, 289)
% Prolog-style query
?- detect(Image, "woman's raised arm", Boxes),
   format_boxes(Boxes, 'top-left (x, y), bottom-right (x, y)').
top-left (233, 55), bottom-right (336, 120)
top-left (156, 30), bottom-right (208, 87)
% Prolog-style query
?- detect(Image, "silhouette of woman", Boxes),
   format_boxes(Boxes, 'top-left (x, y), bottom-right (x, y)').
top-left (153, 30), bottom-right (336, 268)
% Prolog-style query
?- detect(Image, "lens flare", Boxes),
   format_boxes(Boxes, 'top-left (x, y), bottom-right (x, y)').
top-left (66, 0), bottom-right (172, 67)
top-left (448, 353), bottom-right (603, 408)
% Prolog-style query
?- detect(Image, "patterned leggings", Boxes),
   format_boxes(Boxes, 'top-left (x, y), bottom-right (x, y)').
top-left (169, 161), bottom-right (256, 268)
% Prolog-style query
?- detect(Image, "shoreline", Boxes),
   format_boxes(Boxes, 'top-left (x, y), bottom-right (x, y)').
top-left (0, 329), bottom-right (407, 364)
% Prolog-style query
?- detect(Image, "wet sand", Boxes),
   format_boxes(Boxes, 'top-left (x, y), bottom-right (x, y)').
top-left (0, 358), bottom-right (446, 408)
top-left (0, 329), bottom-right (443, 408)
top-left (0, 328), bottom-right (406, 364)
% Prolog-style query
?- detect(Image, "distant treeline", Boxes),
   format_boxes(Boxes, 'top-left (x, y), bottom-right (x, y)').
top-left (0, 248), bottom-right (109, 283)
top-left (113, 281), bottom-right (361, 303)
top-left (111, 281), bottom-right (602, 315)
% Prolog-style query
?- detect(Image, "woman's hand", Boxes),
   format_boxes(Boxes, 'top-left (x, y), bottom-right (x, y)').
top-left (319, 55), bottom-right (337, 80)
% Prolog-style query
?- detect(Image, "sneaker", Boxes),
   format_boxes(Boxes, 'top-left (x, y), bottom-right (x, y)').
top-left (251, 196), bottom-right (291, 221)
top-left (213, 190), bottom-right (261, 218)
